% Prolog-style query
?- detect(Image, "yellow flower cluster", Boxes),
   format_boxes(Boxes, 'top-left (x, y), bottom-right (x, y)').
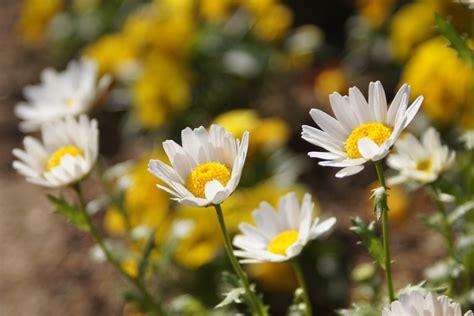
top-left (389, 0), bottom-right (471, 62)
top-left (213, 109), bottom-right (290, 155)
top-left (389, 0), bottom-right (440, 61)
top-left (400, 37), bottom-right (472, 126)
top-left (104, 151), bottom-right (171, 238)
top-left (357, 0), bottom-right (394, 27)
top-left (81, 0), bottom-right (294, 130)
top-left (17, 0), bottom-right (63, 44)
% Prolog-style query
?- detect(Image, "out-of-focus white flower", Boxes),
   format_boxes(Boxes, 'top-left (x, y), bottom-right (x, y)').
top-left (302, 81), bottom-right (423, 178)
top-left (387, 128), bottom-right (455, 185)
top-left (460, 130), bottom-right (474, 150)
top-left (12, 115), bottom-right (99, 187)
top-left (15, 58), bottom-right (111, 132)
top-left (382, 290), bottom-right (473, 316)
top-left (453, 0), bottom-right (474, 9)
top-left (148, 125), bottom-right (249, 207)
top-left (171, 220), bottom-right (194, 239)
top-left (233, 192), bottom-right (336, 263)
top-left (223, 49), bottom-right (260, 78)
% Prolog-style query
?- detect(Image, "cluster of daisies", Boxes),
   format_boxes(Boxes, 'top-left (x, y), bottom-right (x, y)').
top-left (12, 58), bottom-right (471, 315)
top-left (13, 59), bottom-right (109, 188)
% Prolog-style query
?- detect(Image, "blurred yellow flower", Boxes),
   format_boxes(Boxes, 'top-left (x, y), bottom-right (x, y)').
top-left (144, 0), bottom-right (195, 55)
top-left (253, 4), bottom-right (293, 41)
top-left (400, 37), bottom-right (472, 126)
top-left (247, 262), bottom-right (297, 291)
top-left (104, 151), bottom-right (171, 236)
top-left (213, 109), bottom-right (290, 154)
top-left (357, 0), bottom-right (394, 27)
top-left (83, 34), bottom-right (139, 78)
top-left (121, 258), bottom-right (139, 278)
top-left (314, 67), bottom-right (349, 105)
top-left (132, 54), bottom-right (190, 129)
top-left (200, 0), bottom-right (233, 22)
top-left (389, 0), bottom-right (439, 61)
top-left (241, 0), bottom-right (275, 15)
top-left (17, 0), bottom-right (63, 44)
top-left (174, 181), bottom-right (308, 268)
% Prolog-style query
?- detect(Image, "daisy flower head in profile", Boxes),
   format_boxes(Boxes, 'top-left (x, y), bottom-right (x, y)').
top-left (232, 192), bottom-right (336, 263)
top-left (148, 125), bottom-right (249, 207)
top-left (15, 58), bottom-right (111, 132)
top-left (387, 127), bottom-right (455, 185)
top-left (302, 81), bottom-right (423, 178)
top-left (12, 115), bottom-right (99, 187)
top-left (383, 290), bottom-right (473, 316)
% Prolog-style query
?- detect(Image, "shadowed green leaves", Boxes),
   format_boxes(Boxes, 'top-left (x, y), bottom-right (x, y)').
top-left (47, 194), bottom-right (89, 231)
top-left (350, 217), bottom-right (386, 270)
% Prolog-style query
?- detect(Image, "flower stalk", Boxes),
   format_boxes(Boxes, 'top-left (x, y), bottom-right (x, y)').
top-left (290, 258), bottom-right (313, 316)
top-left (72, 184), bottom-right (165, 315)
top-left (429, 186), bottom-right (458, 294)
top-left (374, 161), bottom-right (396, 302)
top-left (214, 204), bottom-right (267, 316)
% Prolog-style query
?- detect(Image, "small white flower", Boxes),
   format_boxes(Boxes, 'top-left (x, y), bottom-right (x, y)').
top-left (15, 58), bottom-right (111, 132)
top-left (302, 81), bottom-right (423, 178)
top-left (382, 291), bottom-right (473, 316)
top-left (460, 130), bottom-right (474, 150)
top-left (387, 128), bottom-right (455, 185)
top-left (12, 115), bottom-right (99, 187)
top-left (232, 192), bottom-right (336, 263)
top-left (148, 125), bottom-right (249, 207)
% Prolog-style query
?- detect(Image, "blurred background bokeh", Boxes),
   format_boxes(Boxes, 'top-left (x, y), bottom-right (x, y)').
top-left (0, 0), bottom-right (472, 314)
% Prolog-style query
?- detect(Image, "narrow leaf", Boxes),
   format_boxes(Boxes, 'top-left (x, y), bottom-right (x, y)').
top-left (434, 14), bottom-right (473, 66)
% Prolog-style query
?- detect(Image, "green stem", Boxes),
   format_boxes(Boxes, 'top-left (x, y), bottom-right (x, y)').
top-left (290, 258), bottom-right (313, 316)
top-left (72, 184), bottom-right (165, 315)
top-left (214, 204), bottom-right (267, 316)
top-left (430, 187), bottom-right (457, 294)
top-left (374, 162), bottom-right (396, 302)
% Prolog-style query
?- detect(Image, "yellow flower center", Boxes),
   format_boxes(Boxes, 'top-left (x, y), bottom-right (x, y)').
top-left (345, 122), bottom-right (392, 159)
top-left (268, 230), bottom-right (299, 255)
top-left (66, 98), bottom-right (77, 107)
top-left (416, 159), bottom-right (432, 173)
top-left (186, 162), bottom-right (231, 198)
top-left (46, 146), bottom-right (84, 171)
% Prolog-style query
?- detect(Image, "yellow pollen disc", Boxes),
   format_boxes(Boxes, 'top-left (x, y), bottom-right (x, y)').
top-left (345, 122), bottom-right (392, 159)
top-left (416, 159), bottom-right (432, 173)
top-left (268, 230), bottom-right (299, 255)
top-left (66, 98), bottom-right (76, 107)
top-left (186, 162), bottom-right (231, 198)
top-left (47, 146), bottom-right (84, 171)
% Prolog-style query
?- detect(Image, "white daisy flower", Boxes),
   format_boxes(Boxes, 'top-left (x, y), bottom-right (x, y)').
top-left (387, 128), bottom-right (455, 185)
top-left (15, 58), bottom-right (111, 132)
top-left (232, 192), bottom-right (336, 263)
top-left (12, 115), bottom-right (99, 187)
top-left (302, 81), bottom-right (423, 178)
top-left (383, 291), bottom-right (473, 316)
top-left (148, 125), bottom-right (249, 207)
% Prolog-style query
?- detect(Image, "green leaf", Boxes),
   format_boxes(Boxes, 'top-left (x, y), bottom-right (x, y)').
top-left (137, 228), bottom-right (157, 280)
top-left (350, 217), bottom-right (385, 269)
top-left (448, 201), bottom-right (474, 224)
top-left (418, 213), bottom-right (444, 235)
top-left (434, 13), bottom-right (473, 66)
top-left (47, 194), bottom-right (89, 231)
